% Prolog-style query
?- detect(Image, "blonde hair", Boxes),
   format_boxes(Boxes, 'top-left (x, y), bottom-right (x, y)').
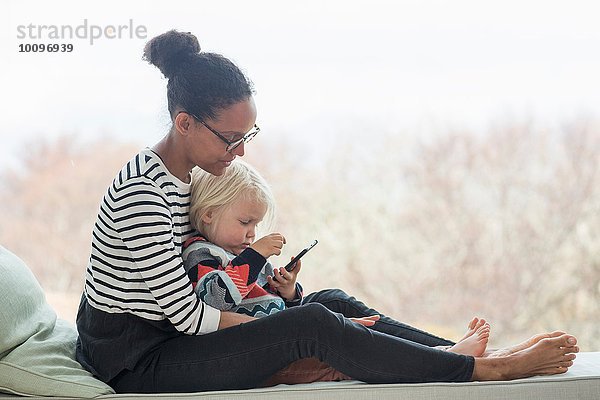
top-left (189, 159), bottom-right (275, 238)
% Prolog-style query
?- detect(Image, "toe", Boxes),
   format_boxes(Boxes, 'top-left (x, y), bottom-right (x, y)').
top-left (549, 331), bottom-right (566, 337)
top-left (468, 317), bottom-right (479, 330)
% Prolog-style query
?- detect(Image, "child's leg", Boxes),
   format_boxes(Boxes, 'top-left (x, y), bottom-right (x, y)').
top-left (446, 318), bottom-right (490, 357)
top-left (303, 288), bottom-right (455, 347)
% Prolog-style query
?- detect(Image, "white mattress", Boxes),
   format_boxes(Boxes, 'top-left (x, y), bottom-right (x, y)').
top-left (2, 352), bottom-right (599, 400)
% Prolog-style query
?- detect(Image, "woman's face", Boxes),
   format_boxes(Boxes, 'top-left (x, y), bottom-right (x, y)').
top-left (186, 97), bottom-right (258, 176)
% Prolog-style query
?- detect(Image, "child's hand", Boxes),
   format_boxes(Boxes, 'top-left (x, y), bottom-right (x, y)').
top-left (249, 233), bottom-right (286, 259)
top-left (267, 258), bottom-right (302, 301)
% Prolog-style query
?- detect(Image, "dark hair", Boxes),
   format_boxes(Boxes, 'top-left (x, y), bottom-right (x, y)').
top-left (143, 30), bottom-right (254, 120)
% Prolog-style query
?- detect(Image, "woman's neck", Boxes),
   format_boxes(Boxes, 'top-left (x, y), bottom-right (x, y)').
top-left (152, 135), bottom-right (192, 183)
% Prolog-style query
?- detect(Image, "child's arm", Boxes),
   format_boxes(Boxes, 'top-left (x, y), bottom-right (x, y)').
top-left (182, 234), bottom-right (284, 309)
top-left (260, 263), bottom-right (300, 303)
top-left (182, 238), bottom-right (266, 309)
top-left (219, 232), bottom-right (285, 296)
top-left (217, 248), bottom-right (269, 298)
top-left (267, 258), bottom-right (304, 305)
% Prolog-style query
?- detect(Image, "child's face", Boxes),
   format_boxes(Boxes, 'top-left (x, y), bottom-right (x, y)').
top-left (206, 195), bottom-right (267, 255)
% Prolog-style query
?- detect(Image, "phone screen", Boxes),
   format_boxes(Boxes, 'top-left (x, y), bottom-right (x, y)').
top-left (284, 240), bottom-right (318, 272)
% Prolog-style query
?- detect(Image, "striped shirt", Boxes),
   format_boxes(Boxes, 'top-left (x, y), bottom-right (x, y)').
top-left (83, 148), bottom-right (220, 335)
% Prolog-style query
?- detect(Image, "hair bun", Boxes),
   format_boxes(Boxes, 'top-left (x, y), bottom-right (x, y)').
top-left (143, 30), bottom-right (201, 79)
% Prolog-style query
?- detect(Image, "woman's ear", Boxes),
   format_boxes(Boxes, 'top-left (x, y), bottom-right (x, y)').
top-left (174, 111), bottom-right (194, 137)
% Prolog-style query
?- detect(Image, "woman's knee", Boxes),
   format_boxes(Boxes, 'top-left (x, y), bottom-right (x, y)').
top-left (292, 303), bottom-right (341, 328)
top-left (297, 302), bottom-right (332, 317)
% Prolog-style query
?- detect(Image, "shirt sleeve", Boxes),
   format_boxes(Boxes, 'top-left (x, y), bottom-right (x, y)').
top-left (112, 179), bottom-right (220, 335)
top-left (284, 283), bottom-right (304, 307)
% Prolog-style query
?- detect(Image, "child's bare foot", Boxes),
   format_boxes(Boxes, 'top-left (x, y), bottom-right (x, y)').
top-left (448, 318), bottom-right (490, 357)
top-left (473, 334), bottom-right (579, 380)
top-left (457, 317), bottom-right (481, 342)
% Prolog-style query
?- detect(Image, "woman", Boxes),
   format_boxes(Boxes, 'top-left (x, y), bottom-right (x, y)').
top-left (76, 30), bottom-right (579, 393)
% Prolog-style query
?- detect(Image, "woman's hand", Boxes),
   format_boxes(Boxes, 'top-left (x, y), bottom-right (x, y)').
top-left (349, 315), bottom-right (380, 327)
top-left (268, 257), bottom-right (302, 301)
top-left (218, 311), bottom-right (257, 330)
top-left (250, 233), bottom-right (286, 258)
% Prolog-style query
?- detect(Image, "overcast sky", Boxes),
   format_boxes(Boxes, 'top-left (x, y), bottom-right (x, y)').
top-left (2, 0), bottom-right (599, 169)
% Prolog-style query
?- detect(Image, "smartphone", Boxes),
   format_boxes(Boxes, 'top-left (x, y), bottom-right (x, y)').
top-left (283, 240), bottom-right (318, 272)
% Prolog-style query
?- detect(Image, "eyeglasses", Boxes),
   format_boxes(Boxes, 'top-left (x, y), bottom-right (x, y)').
top-left (180, 111), bottom-right (260, 153)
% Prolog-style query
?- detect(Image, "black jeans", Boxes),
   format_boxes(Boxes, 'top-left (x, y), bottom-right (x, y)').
top-left (110, 289), bottom-right (474, 393)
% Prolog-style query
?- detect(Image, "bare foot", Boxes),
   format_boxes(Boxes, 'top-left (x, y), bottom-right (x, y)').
top-left (458, 317), bottom-right (481, 342)
top-left (448, 318), bottom-right (490, 357)
top-left (473, 334), bottom-right (579, 381)
top-left (486, 331), bottom-right (573, 358)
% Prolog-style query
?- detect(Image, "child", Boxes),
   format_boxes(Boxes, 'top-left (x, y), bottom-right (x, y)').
top-left (182, 159), bottom-right (302, 318)
top-left (182, 159), bottom-right (351, 385)
top-left (182, 159), bottom-right (491, 359)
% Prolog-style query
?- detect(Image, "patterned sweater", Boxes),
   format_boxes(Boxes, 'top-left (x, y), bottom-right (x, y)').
top-left (182, 236), bottom-right (303, 317)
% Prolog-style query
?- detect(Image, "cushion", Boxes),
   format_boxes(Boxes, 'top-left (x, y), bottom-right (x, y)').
top-left (0, 245), bottom-right (115, 398)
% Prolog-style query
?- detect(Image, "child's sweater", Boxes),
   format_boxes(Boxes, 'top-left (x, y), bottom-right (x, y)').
top-left (182, 235), bottom-right (302, 317)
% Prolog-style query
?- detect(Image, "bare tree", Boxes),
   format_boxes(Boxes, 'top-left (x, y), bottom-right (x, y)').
top-left (0, 135), bottom-right (141, 292)
top-left (1, 119), bottom-right (598, 350)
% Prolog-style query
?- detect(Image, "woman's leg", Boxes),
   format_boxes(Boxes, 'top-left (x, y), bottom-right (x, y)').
top-left (109, 303), bottom-right (473, 393)
top-left (303, 289), bottom-right (455, 347)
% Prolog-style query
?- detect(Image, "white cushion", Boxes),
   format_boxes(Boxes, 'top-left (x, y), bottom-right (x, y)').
top-left (0, 245), bottom-right (115, 397)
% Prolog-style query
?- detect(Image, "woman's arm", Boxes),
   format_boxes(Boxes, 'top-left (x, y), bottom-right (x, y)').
top-left (110, 178), bottom-right (220, 335)
top-left (218, 311), bottom-right (257, 329)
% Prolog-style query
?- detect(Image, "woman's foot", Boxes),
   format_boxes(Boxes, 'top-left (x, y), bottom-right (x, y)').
top-left (447, 317), bottom-right (490, 357)
top-left (486, 331), bottom-right (578, 358)
top-left (472, 333), bottom-right (578, 381)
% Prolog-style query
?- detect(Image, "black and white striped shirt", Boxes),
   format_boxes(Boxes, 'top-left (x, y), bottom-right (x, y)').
top-left (84, 148), bottom-right (220, 335)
